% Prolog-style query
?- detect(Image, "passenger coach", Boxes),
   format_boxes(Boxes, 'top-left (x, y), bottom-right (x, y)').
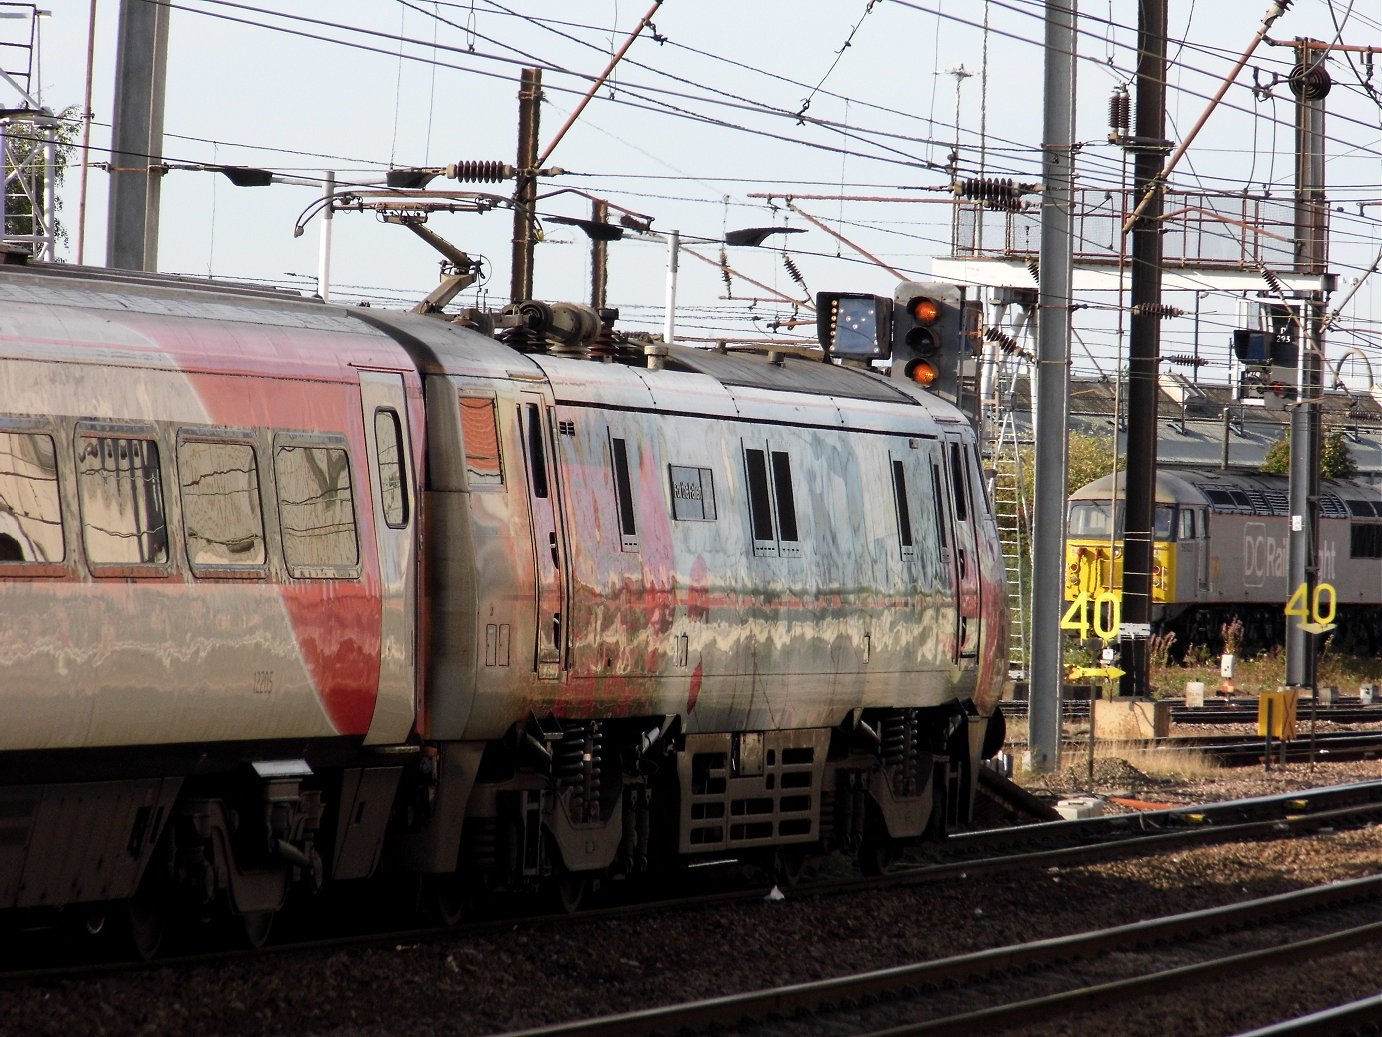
top-left (0, 258), bottom-right (1007, 952)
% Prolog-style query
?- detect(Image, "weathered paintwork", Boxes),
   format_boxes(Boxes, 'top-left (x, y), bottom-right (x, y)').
top-left (0, 262), bottom-right (1010, 922)
top-left (0, 268), bottom-right (421, 754)
top-left (359, 311), bottom-right (1009, 744)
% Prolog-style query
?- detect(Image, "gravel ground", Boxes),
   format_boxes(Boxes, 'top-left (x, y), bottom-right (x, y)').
top-left (8, 752), bottom-right (1382, 1037)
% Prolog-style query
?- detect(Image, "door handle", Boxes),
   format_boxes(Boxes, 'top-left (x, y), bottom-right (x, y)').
top-left (549, 530), bottom-right (558, 564)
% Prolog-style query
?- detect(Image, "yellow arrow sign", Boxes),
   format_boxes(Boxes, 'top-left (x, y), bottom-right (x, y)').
top-left (1298, 621), bottom-right (1337, 635)
top-left (1066, 665), bottom-right (1127, 681)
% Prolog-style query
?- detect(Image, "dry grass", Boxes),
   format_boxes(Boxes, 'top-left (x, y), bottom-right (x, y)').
top-left (1004, 717), bottom-right (1228, 786)
top-left (1152, 646), bottom-right (1381, 698)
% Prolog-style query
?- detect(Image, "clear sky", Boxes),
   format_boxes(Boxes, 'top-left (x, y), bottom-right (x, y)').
top-left (17, 1), bottom-right (1382, 381)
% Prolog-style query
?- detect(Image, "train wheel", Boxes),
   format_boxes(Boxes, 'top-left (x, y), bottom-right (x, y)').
top-left (551, 871), bottom-right (590, 914)
top-left (238, 910), bottom-right (275, 950)
top-left (422, 872), bottom-right (467, 928)
top-left (120, 884), bottom-right (170, 961)
top-left (773, 846), bottom-right (807, 888)
top-left (857, 834), bottom-right (895, 877)
top-left (981, 706), bottom-right (1006, 760)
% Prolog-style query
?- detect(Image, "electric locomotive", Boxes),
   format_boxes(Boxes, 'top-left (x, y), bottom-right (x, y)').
top-left (0, 257), bottom-right (1007, 954)
top-left (1065, 467), bottom-right (1382, 651)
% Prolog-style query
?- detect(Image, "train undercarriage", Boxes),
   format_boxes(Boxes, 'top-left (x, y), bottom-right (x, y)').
top-left (417, 702), bottom-right (998, 917)
top-left (0, 702), bottom-right (1001, 958)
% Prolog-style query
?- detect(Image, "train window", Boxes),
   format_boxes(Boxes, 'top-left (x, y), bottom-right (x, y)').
top-left (948, 443), bottom-right (969, 522)
top-left (524, 403), bottom-right (549, 500)
top-left (610, 436), bottom-right (639, 551)
top-left (460, 396), bottom-right (503, 488)
top-left (1179, 508), bottom-right (1196, 541)
top-left (1154, 505), bottom-right (1176, 540)
top-left (1351, 524), bottom-right (1382, 559)
top-left (0, 430), bottom-right (63, 564)
top-left (891, 459), bottom-right (915, 556)
top-left (1067, 501), bottom-right (1115, 538)
top-left (77, 435), bottom-right (168, 567)
top-left (274, 442), bottom-right (359, 575)
top-left (929, 461), bottom-right (949, 550)
top-left (178, 439), bottom-right (266, 569)
top-left (374, 409), bottom-right (409, 528)
top-left (744, 444), bottom-right (800, 557)
top-left (770, 452), bottom-right (798, 544)
top-left (745, 448), bottom-right (775, 544)
top-left (669, 465), bottom-right (717, 522)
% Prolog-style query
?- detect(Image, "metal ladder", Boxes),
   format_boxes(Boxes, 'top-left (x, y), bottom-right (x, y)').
top-left (989, 406), bottom-right (1030, 680)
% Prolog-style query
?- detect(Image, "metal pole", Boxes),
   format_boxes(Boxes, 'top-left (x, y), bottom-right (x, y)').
top-left (1117, 0), bottom-right (1167, 700)
top-left (316, 171), bottom-right (334, 303)
top-left (1122, 1), bottom-right (1289, 233)
top-left (1285, 41), bottom-right (1329, 690)
top-left (536, 0), bottom-right (661, 168)
top-left (510, 67), bottom-right (541, 303)
top-left (106, 0), bottom-right (169, 271)
top-left (590, 199), bottom-right (608, 310)
top-left (41, 119), bottom-right (55, 261)
top-left (663, 230), bottom-right (680, 346)
top-left (1027, 0), bottom-right (1077, 773)
top-left (76, 0), bottom-right (98, 264)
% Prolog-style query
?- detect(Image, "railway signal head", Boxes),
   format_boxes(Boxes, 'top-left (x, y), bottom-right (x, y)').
top-left (892, 281), bottom-right (966, 399)
top-left (815, 291), bottom-right (892, 360)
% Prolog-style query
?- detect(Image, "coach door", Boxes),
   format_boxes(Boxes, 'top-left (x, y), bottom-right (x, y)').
top-left (519, 393), bottom-right (566, 679)
top-left (942, 433), bottom-right (982, 662)
top-left (358, 370), bottom-right (418, 744)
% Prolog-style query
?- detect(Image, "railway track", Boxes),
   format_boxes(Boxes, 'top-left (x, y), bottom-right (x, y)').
top-left (1001, 696), bottom-right (1382, 727)
top-left (8, 779), bottom-right (1382, 986)
top-left (1019, 729), bottom-right (1382, 766)
top-left (495, 873), bottom-right (1382, 1037)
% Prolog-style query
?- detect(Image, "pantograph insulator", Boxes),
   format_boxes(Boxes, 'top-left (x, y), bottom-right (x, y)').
top-left (1132, 303), bottom-right (1184, 319)
top-left (446, 160), bottom-right (514, 183)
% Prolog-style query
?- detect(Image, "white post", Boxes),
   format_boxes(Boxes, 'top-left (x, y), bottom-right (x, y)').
top-left (663, 229), bottom-right (679, 346)
top-left (317, 171), bottom-right (334, 303)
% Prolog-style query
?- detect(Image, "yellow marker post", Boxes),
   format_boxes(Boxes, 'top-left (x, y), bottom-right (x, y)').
top-left (1258, 688), bottom-right (1297, 746)
top-left (1065, 665), bottom-right (1126, 682)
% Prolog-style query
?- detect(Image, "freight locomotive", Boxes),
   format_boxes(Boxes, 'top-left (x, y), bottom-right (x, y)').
top-left (0, 257), bottom-right (1007, 956)
top-left (1065, 468), bottom-right (1382, 652)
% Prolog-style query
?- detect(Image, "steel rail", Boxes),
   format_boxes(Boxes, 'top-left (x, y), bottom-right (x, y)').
top-left (492, 873), bottom-right (1382, 1037)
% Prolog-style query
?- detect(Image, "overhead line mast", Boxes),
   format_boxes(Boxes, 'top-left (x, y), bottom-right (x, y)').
top-left (1115, 0), bottom-right (1168, 700)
